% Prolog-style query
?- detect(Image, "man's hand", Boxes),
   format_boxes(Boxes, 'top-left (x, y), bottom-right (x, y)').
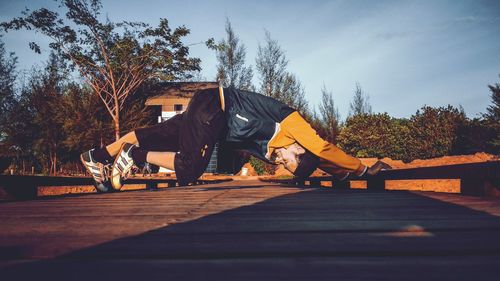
top-left (366, 160), bottom-right (392, 176)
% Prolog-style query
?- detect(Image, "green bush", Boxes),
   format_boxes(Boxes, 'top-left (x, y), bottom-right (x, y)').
top-left (337, 106), bottom-right (470, 162)
top-left (248, 156), bottom-right (275, 175)
top-left (337, 113), bottom-right (412, 161)
top-left (408, 105), bottom-right (466, 159)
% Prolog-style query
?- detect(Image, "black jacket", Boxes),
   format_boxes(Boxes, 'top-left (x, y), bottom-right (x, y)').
top-left (221, 87), bottom-right (295, 163)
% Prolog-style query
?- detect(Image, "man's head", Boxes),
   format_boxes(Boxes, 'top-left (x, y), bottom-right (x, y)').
top-left (272, 143), bottom-right (320, 178)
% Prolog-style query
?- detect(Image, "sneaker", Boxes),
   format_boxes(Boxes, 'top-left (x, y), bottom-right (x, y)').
top-left (111, 143), bottom-right (138, 190)
top-left (80, 149), bottom-right (112, 192)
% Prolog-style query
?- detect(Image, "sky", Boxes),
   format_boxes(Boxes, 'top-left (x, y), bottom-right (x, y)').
top-left (1, 0), bottom-right (499, 119)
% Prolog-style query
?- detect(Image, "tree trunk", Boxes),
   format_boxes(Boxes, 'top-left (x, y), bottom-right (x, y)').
top-left (114, 119), bottom-right (120, 141)
top-left (48, 145), bottom-right (57, 176)
top-left (114, 107), bottom-right (121, 141)
top-left (53, 151), bottom-right (57, 175)
top-left (50, 151), bottom-right (54, 175)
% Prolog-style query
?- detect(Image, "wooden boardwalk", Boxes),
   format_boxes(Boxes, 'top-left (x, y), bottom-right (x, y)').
top-left (1, 180), bottom-right (500, 280)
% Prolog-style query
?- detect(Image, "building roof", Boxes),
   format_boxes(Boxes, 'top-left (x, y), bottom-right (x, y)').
top-left (145, 81), bottom-right (218, 106)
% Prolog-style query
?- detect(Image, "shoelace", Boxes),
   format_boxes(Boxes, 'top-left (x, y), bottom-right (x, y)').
top-left (96, 164), bottom-right (111, 183)
top-left (121, 165), bottom-right (140, 181)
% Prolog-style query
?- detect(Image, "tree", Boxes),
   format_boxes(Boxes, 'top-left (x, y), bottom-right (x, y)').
top-left (256, 30), bottom-right (287, 99)
top-left (251, 30), bottom-right (310, 174)
top-left (215, 18), bottom-right (253, 90)
top-left (408, 105), bottom-right (467, 159)
top-left (59, 83), bottom-right (113, 153)
top-left (1, 85), bottom-right (38, 173)
top-left (337, 113), bottom-right (411, 161)
top-left (256, 30), bottom-right (308, 112)
top-left (305, 109), bottom-right (328, 140)
top-left (0, 36), bottom-right (17, 144)
top-left (0, 37), bottom-right (23, 173)
top-left (318, 85), bottom-right (341, 143)
top-left (485, 80), bottom-right (500, 121)
top-left (453, 117), bottom-right (495, 155)
top-left (278, 72), bottom-right (309, 112)
top-left (349, 82), bottom-right (372, 116)
top-left (483, 78), bottom-right (500, 153)
top-left (29, 52), bottom-right (68, 174)
top-left (1, 0), bottom-right (201, 140)
top-left (120, 81), bottom-right (158, 135)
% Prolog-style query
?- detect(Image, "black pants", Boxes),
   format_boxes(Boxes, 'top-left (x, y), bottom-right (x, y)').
top-left (135, 88), bottom-right (226, 185)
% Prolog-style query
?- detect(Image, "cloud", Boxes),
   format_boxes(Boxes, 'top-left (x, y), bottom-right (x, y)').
top-left (375, 31), bottom-right (412, 41)
top-left (452, 15), bottom-right (500, 24)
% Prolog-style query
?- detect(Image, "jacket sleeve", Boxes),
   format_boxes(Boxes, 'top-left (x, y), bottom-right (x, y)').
top-left (280, 112), bottom-right (366, 174)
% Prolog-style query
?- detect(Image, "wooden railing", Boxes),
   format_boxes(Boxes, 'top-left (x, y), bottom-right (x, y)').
top-left (262, 161), bottom-right (500, 197)
top-left (0, 175), bottom-right (231, 200)
top-left (1, 161), bottom-right (498, 200)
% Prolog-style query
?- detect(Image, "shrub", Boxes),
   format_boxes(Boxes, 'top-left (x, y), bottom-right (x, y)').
top-left (337, 113), bottom-right (412, 161)
top-left (408, 105), bottom-right (466, 159)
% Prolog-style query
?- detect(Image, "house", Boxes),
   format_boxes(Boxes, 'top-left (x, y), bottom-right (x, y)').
top-left (145, 81), bottom-right (219, 122)
top-left (145, 81), bottom-right (219, 173)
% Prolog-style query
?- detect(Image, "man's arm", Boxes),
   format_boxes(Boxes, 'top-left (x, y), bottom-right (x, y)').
top-left (279, 112), bottom-right (367, 176)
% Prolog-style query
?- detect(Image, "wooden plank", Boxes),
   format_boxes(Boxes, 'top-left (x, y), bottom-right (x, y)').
top-left (0, 174), bottom-right (231, 200)
top-left (296, 161), bottom-right (499, 182)
top-left (2, 256), bottom-right (500, 281)
top-left (2, 229), bottom-right (500, 260)
top-left (1, 180), bottom-right (500, 280)
top-left (0, 174), bottom-right (232, 187)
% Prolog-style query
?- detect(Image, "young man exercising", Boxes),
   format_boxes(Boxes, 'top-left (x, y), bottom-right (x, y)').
top-left (81, 86), bottom-right (391, 192)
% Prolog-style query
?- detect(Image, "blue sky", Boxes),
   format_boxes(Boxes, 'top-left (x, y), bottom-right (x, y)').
top-left (1, 0), bottom-right (499, 119)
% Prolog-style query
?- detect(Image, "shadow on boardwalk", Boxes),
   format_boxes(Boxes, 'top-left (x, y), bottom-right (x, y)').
top-left (1, 184), bottom-right (500, 280)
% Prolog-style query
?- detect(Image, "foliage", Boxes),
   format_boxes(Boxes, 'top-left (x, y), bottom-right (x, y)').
top-left (349, 82), bottom-right (372, 116)
top-left (482, 79), bottom-right (500, 153)
top-left (453, 117), bottom-right (496, 155)
top-left (2, 67), bottom-right (62, 174)
top-left (256, 30), bottom-right (287, 97)
top-left (120, 81), bottom-right (158, 134)
top-left (29, 53), bottom-right (68, 174)
top-left (59, 83), bottom-right (114, 152)
top-left (318, 85), bottom-right (341, 143)
top-left (0, 86), bottom-right (38, 173)
top-left (248, 156), bottom-right (266, 175)
top-left (215, 18), bottom-right (253, 90)
top-left (304, 109), bottom-right (329, 141)
top-left (255, 30), bottom-right (308, 113)
top-left (276, 72), bottom-right (309, 113)
top-left (0, 36), bottom-right (17, 143)
top-left (248, 156), bottom-right (275, 175)
top-left (1, 0), bottom-right (201, 140)
top-left (339, 105), bottom-right (468, 162)
top-left (408, 105), bottom-right (467, 159)
top-left (338, 113), bottom-right (411, 161)
top-left (1, 51), bottom-right (155, 174)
